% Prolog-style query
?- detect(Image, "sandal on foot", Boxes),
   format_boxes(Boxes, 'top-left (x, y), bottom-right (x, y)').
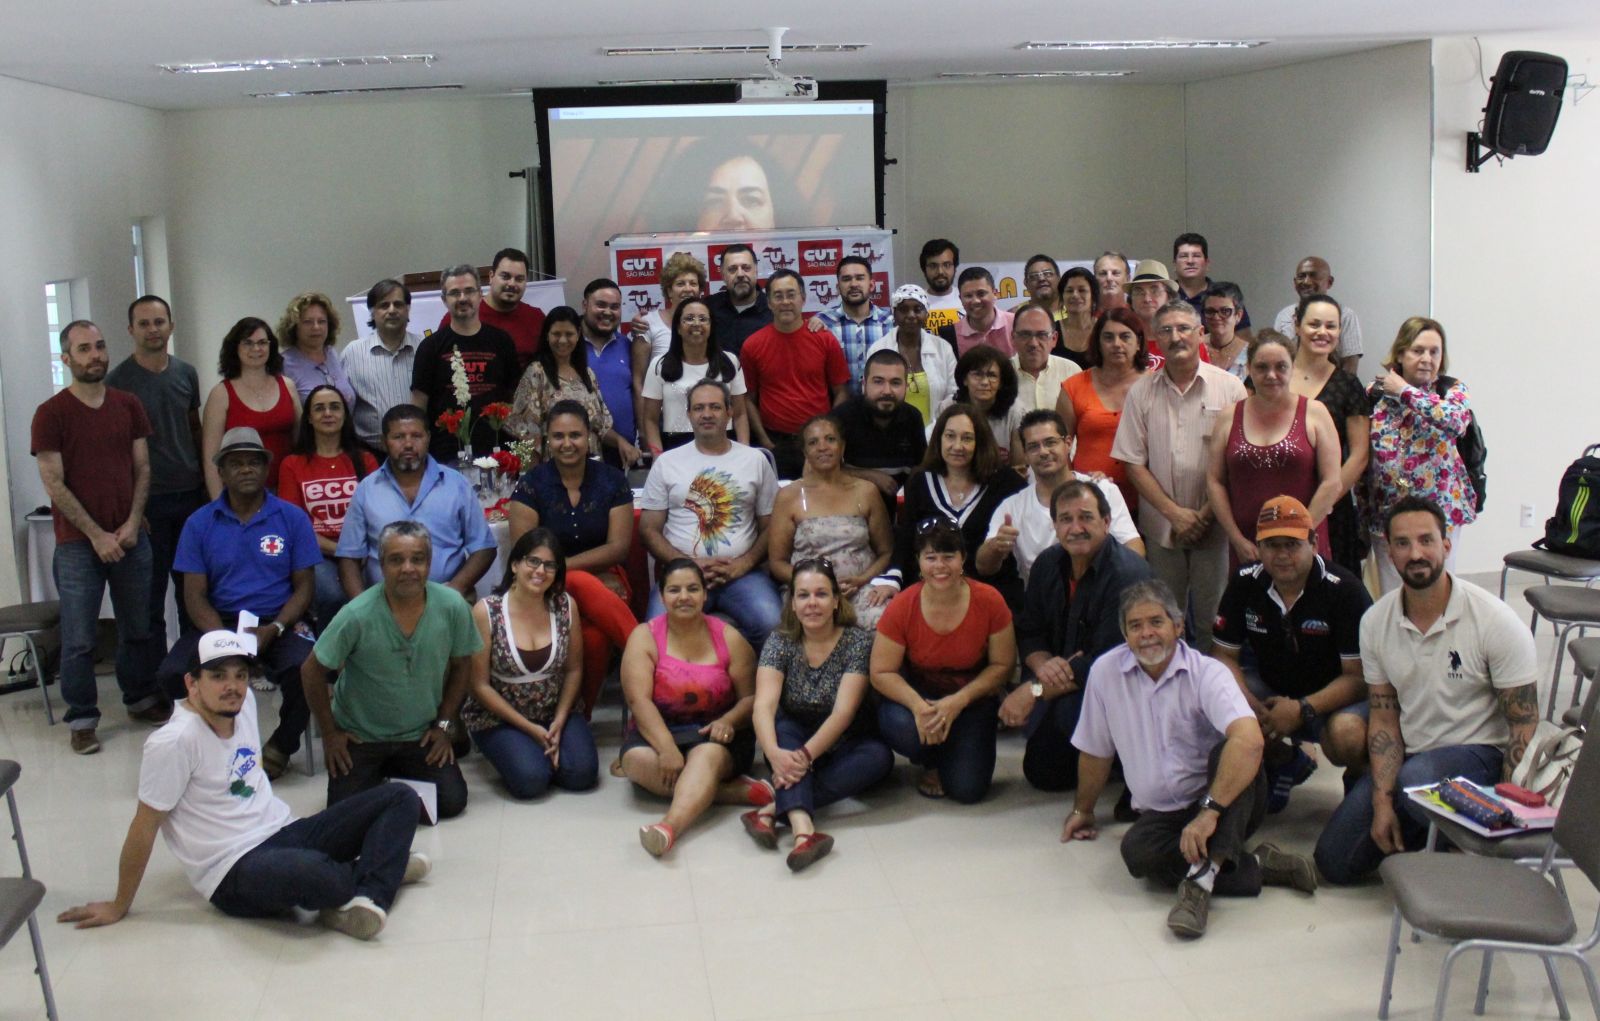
top-left (736, 775), bottom-right (775, 807)
top-left (639, 822), bottom-right (677, 857)
top-left (741, 809), bottom-right (779, 850)
top-left (786, 832), bottom-right (834, 873)
top-left (916, 770), bottom-right (946, 799)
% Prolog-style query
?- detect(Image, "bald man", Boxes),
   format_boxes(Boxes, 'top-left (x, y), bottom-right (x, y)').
top-left (1272, 257), bottom-right (1363, 374)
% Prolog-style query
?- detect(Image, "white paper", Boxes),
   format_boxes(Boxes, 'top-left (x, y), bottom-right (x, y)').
top-left (391, 778), bottom-right (438, 825)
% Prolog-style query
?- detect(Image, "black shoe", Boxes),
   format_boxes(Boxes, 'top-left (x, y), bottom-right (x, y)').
top-left (129, 701), bottom-right (173, 726)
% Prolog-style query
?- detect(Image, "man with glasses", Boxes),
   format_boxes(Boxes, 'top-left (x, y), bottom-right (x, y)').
top-left (1200, 282), bottom-right (1250, 382)
top-left (918, 238), bottom-right (964, 332)
top-left (437, 248), bottom-right (544, 372)
top-left (411, 262), bottom-right (519, 464)
top-left (741, 270), bottom-right (850, 479)
top-left (344, 279), bottom-right (423, 453)
top-left (1271, 256), bottom-right (1364, 374)
top-left (1022, 255), bottom-right (1065, 321)
top-left (815, 256), bottom-right (894, 394)
top-left (1212, 496), bottom-right (1371, 813)
top-left (1112, 302), bottom-right (1247, 651)
top-left (1009, 302), bottom-right (1080, 412)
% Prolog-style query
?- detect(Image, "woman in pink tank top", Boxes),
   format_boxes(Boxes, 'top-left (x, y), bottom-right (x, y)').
top-left (1207, 332), bottom-right (1342, 568)
top-left (201, 317), bottom-right (302, 495)
top-left (618, 559), bottom-right (770, 857)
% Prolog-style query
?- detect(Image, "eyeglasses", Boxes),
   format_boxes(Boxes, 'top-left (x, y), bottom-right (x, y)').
top-left (1201, 307), bottom-right (1238, 318)
top-left (1013, 330), bottom-right (1054, 343)
top-left (679, 315), bottom-right (711, 325)
top-left (793, 556), bottom-right (834, 574)
top-left (1024, 271), bottom-right (1057, 285)
top-left (1154, 323), bottom-right (1199, 337)
top-left (239, 338), bottom-right (271, 348)
top-left (443, 288), bottom-right (478, 300)
top-left (915, 516), bottom-right (955, 534)
top-left (520, 555), bottom-right (559, 573)
top-left (967, 368), bottom-right (1002, 380)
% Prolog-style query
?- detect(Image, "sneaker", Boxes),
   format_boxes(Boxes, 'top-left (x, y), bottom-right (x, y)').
top-left (402, 852), bottom-right (432, 885)
top-left (1253, 842), bottom-right (1318, 894)
top-left (1167, 878), bottom-right (1211, 939)
top-left (262, 744), bottom-right (289, 780)
top-left (128, 702), bottom-right (172, 726)
top-left (318, 895), bottom-right (387, 940)
top-left (70, 728), bottom-right (101, 755)
top-left (1266, 748), bottom-right (1318, 814)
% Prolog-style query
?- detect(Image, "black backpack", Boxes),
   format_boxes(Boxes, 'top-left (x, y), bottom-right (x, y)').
top-left (1437, 375), bottom-right (1486, 513)
top-left (1536, 444), bottom-right (1600, 558)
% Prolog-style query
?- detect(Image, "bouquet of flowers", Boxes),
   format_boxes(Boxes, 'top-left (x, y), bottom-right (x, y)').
top-left (479, 401), bottom-right (513, 434)
top-left (492, 449), bottom-right (522, 478)
top-left (437, 347), bottom-right (476, 451)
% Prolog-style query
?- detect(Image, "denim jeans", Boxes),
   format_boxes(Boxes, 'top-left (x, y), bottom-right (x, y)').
top-left (647, 568), bottom-right (782, 651)
top-left (53, 533), bottom-right (162, 729)
top-left (1022, 689), bottom-right (1087, 792)
top-left (311, 557), bottom-right (350, 631)
top-left (326, 738), bottom-right (468, 822)
top-left (209, 783), bottom-right (420, 916)
top-left (158, 622), bottom-right (312, 755)
top-left (144, 488), bottom-right (205, 644)
top-left (878, 695), bottom-right (1000, 804)
top-left (472, 716), bottom-right (600, 799)
top-left (1313, 743), bottom-right (1502, 886)
top-left (772, 713), bottom-right (893, 819)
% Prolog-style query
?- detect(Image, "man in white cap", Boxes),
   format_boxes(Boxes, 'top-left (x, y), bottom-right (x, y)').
top-left (58, 629), bottom-right (429, 941)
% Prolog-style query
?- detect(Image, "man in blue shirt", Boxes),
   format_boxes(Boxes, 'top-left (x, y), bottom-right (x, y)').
top-left (815, 256), bottom-right (895, 394)
top-left (579, 278), bottom-right (642, 470)
top-left (159, 428), bottom-right (321, 777)
top-left (336, 404), bottom-right (496, 599)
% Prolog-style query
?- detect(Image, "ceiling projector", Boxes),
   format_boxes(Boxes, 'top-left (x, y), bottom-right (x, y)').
top-left (738, 75), bottom-right (817, 102)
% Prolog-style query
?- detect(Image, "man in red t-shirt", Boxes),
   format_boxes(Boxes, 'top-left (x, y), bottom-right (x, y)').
top-left (435, 248), bottom-right (545, 372)
top-left (740, 270), bottom-right (850, 479)
top-left (32, 320), bottom-right (171, 754)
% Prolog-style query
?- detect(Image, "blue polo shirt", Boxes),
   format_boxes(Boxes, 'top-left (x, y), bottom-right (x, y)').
top-left (174, 493), bottom-right (321, 619)
top-left (335, 456), bottom-right (496, 586)
top-left (584, 328), bottom-right (635, 444)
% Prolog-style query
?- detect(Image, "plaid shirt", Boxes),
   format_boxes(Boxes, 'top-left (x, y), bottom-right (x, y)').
top-left (817, 303), bottom-right (896, 394)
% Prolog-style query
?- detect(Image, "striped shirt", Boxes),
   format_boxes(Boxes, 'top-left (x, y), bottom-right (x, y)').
top-left (341, 332), bottom-right (421, 449)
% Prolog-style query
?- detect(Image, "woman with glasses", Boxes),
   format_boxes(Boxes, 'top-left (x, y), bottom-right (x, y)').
top-left (277, 384), bottom-right (377, 628)
top-left (639, 296), bottom-right (750, 456)
top-left (462, 528), bottom-right (599, 799)
top-left (1207, 330), bottom-right (1342, 569)
top-left (620, 559), bottom-right (768, 857)
top-left (952, 345), bottom-right (1026, 467)
top-left (276, 291), bottom-right (356, 406)
top-left (867, 284), bottom-right (958, 428)
top-left (508, 306), bottom-right (617, 463)
top-left (743, 558), bottom-right (891, 871)
top-left (1055, 307), bottom-right (1150, 512)
top-left (871, 520), bottom-right (1016, 802)
top-left (201, 316), bottom-right (302, 496)
top-left (1053, 267), bottom-right (1100, 369)
top-left (1288, 293), bottom-right (1372, 573)
top-left (768, 414), bottom-right (895, 627)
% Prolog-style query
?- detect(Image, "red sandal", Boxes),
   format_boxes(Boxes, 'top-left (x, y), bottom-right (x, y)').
top-left (639, 822), bottom-right (676, 857)
top-left (786, 832), bottom-right (834, 873)
top-left (741, 809), bottom-right (779, 850)
top-left (737, 775), bottom-right (775, 807)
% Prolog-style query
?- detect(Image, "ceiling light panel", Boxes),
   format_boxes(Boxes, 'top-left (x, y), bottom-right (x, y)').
top-left (938, 71), bottom-right (1136, 79)
top-left (1019, 40), bottom-right (1268, 51)
top-left (603, 44), bottom-right (866, 57)
top-left (251, 84), bottom-right (463, 98)
top-left (596, 77), bottom-right (743, 86)
top-left (159, 54), bottom-right (435, 74)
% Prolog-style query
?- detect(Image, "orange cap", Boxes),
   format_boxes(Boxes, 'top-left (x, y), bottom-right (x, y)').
top-left (1256, 495), bottom-right (1313, 542)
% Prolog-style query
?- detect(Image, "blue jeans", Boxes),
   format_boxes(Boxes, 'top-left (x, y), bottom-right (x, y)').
top-left (209, 783), bottom-right (420, 916)
top-left (1022, 689), bottom-right (1087, 792)
top-left (311, 557), bottom-right (349, 631)
top-left (1313, 743), bottom-right (1503, 886)
top-left (144, 488), bottom-right (205, 643)
top-left (878, 695), bottom-right (1000, 804)
top-left (472, 716), bottom-right (600, 799)
top-left (772, 714), bottom-right (893, 819)
top-left (53, 534), bottom-right (162, 729)
top-left (647, 568), bottom-right (782, 650)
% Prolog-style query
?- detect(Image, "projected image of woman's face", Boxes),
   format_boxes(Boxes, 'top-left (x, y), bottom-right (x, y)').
top-left (697, 155), bottom-right (775, 230)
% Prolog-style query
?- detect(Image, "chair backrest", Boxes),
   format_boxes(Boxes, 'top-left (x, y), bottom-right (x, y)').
top-left (1553, 722), bottom-right (1600, 887)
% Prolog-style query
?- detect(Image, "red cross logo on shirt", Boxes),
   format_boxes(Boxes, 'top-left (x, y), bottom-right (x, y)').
top-left (258, 534), bottom-right (286, 556)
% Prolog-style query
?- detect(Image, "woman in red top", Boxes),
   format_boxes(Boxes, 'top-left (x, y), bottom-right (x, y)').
top-left (278, 384), bottom-right (377, 628)
top-left (1055, 307), bottom-right (1149, 512)
top-left (202, 317), bottom-right (301, 497)
top-left (871, 519), bottom-right (1017, 803)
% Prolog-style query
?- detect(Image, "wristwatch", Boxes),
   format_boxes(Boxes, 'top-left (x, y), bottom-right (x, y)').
top-left (1299, 699), bottom-right (1319, 731)
top-left (434, 719), bottom-right (454, 734)
top-left (1197, 794), bottom-right (1227, 814)
top-left (1029, 681), bottom-right (1044, 697)
top-left (269, 620), bottom-right (286, 637)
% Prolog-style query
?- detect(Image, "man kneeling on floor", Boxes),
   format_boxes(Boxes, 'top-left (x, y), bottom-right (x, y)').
top-left (58, 630), bottom-right (428, 940)
top-left (1062, 579), bottom-right (1317, 938)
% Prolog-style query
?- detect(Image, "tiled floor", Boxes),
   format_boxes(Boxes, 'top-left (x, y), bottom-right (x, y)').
top-left (1, 573), bottom-right (1595, 1020)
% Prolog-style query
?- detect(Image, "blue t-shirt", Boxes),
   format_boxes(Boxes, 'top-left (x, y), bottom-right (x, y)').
top-left (583, 329), bottom-right (635, 444)
top-left (335, 456), bottom-right (496, 586)
top-left (174, 493), bottom-right (321, 618)
top-left (510, 459), bottom-right (633, 558)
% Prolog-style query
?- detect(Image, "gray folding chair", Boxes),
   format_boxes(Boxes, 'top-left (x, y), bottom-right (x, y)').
top-left (1500, 549), bottom-right (1600, 636)
top-left (1, 761), bottom-right (59, 1019)
top-left (1522, 586), bottom-right (1600, 719)
top-left (1376, 726), bottom-right (1600, 1021)
top-left (0, 602), bottom-right (59, 724)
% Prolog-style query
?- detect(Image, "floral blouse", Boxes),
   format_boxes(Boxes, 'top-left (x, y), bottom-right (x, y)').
top-left (508, 363), bottom-right (613, 459)
top-left (461, 591), bottom-right (574, 733)
top-left (1363, 377), bottom-right (1476, 534)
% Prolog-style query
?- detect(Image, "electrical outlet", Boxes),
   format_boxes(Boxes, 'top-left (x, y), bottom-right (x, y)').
top-left (1520, 503), bottom-right (1537, 528)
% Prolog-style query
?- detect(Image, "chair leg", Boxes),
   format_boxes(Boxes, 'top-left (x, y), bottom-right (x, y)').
top-left (1541, 955), bottom-right (1571, 1021)
top-left (1411, 824), bottom-right (1440, 944)
top-left (1547, 623), bottom-right (1577, 720)
top-left (1575, 954), bottom-right (1600, 1021)
top-left (21, 633), bottom-right (55, 725)
top-left (1474, 950), bottom-right (1492, 1015)
top-left (1379, 907), bottom-right (1403, 1020)
top-left (7, 790), bottom-right (32, 878)
top-left (25, 913), bottom-right (58, 1020)
top-left (1434, 942), bottom-right (1469, 1021)
top-left (1499, 565), bottom-right (1509, 600)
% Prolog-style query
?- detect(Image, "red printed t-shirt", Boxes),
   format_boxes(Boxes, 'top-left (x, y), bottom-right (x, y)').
top-left (30, 388), bottom-right (153, 544)
top-left (278, 450), bottom-right (381, 542)
top-left (441, 302), bottom-right (544, 373)
top-left (739, 323), bottom-right (850, 435)
top-left (876, 580), bottom-right (1012, 696)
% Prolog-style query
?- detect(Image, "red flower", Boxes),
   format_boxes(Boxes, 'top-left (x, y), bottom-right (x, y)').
top-left (481, 402), bottom-right (513, 422)
top-left (436, 409), bottom-right (466, 433)
top-left (492, 450), bottom-right (521, 476)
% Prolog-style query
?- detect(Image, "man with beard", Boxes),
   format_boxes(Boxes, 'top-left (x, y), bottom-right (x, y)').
top-left (437, 248), bottom-right (544, 371)
top-left (344, 278), bottom-right (422, 452)
top-left (33, 319), bottom-right (169, 753)
top-left (58, 629), bottom-right (428, 940)
top-left (918, 238), bottom-right (964, 332)
top-left (410, 263), bottom-right (519, 463)
top-left (1271, 256), bottom-right (1364, 373)
top-left (1314, 496), bottom-right (1540, 886)
top-left (706, 244), bottom-right (772, 355)
top-left (834, 348), bottom-right (927, 505)
top-left (815, 256), bottom-right (894, 393)
top-left (1063, 579), bottom-right (1315, 939)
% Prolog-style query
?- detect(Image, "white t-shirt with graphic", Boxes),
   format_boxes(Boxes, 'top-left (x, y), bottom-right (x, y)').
top-left (137, 690), bottom-right (294, 899)
top-left (641, 354), bottom-right (749, 435)
top-left (640, 441), bottom-right (777, 560)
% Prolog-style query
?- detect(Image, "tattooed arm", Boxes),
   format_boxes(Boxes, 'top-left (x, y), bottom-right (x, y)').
top-left (1367, 683), bottom-right (1407, 854)
top-left (1495, 683), bottom-right (1540, 781)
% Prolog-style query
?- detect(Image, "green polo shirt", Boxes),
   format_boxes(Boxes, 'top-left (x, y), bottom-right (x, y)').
top-left (313, 581), bottom-right (482, 743)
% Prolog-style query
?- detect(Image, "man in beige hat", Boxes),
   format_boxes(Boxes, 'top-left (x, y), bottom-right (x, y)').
top-left (1127, 261), bottom-right (1212, 371)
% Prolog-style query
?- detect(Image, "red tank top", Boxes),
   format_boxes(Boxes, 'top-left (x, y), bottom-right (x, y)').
top-left (1224, 395), bottom-right (1330, 566)
top-left (223, 377), bottom-right (296, 490)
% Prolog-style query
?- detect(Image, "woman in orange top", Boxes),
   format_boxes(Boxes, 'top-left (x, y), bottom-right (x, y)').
top-left (1054, 307), bottom-right (1149, 511)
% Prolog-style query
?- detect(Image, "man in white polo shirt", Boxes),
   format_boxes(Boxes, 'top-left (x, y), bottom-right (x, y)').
top-left (1314, 495), bottom-right (1539, 886)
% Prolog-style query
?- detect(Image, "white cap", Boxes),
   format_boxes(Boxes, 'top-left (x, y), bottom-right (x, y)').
top-left (891, 283), bottom-right (930, 309)
top-left (194, 629), bottom-right (259, 670)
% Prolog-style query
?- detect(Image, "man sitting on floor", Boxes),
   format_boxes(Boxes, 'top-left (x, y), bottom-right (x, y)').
top-left (1063, 579), bottom-right (1317, 939)
top-left (59, 629), bottom-right (428, 941)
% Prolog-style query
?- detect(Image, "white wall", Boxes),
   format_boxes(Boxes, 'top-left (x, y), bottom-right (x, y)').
top-left (1432, 34), bottom-right (1600, 571)
top-left (163, 95), bottom-right (539, 383)
top-left (885, 82), bottom-right (1187, 286)
top-left (0, 76), bottom-right (172, 602)
top-left (1184, 42), bottom-right (1434, 373)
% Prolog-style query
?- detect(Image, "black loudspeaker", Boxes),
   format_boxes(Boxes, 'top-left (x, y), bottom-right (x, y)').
top-left (1468, 50), bottom-right (1567, 172)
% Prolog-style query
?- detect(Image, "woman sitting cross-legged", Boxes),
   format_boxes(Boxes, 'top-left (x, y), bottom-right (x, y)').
top-left (871, 519), bottom-right (1017, 804)
top-left (744, 558), bottom-right (892, 872)
top-left (620, 559), bottom-right (771, 857)
top-left (461, 528), bottom-right (599, 799)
